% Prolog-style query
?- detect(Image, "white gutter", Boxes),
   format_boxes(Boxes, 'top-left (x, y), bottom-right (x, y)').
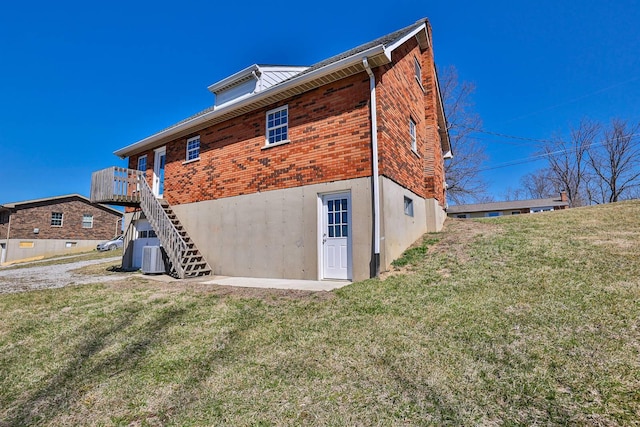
top-left (115, 44), bottom-right (389, 158)
top-left (363, 57), bottom-right (381, 277)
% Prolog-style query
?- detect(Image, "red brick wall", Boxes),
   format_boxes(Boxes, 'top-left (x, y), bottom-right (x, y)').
top-left (129, 74), bottom-right (373, 205)
top-left (126, 35), bottom-right (447, 208)
top-left (376, 30), bottom-right (446, 206)
top-left (6, 197), bottom-right (121, 240)
top-left (421, 24), bottom-right (447, 206)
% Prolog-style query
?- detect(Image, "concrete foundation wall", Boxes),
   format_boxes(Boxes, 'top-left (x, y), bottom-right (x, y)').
top-left (379, 177), bottom-right (443, 271)
top-left (426, 198), bottom-right (447, 232)
top-left (0, 238), bottom-right (106, 265)
top-left (171, 177), bottom-right (374, 281)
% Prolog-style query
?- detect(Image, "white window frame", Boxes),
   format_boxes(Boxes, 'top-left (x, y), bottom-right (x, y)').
top-left (404, 196), bottom-right (414, 217)
top-left (531, 206), bottom-right (554, 213)
top-left (82, 214), bottom-right (94, 228)
top-left (414, 56), bottom-right (423, 89)
top-left (137, 155), bottom-right (147, 171)
top-left (186, 135), bottom-right (200, 161)
top-left (265, 105), bottom-right (289, 146)
top-left (51, 212), bottom-right (63, 227)
top-left (409, 118), bottom-right (417, 152)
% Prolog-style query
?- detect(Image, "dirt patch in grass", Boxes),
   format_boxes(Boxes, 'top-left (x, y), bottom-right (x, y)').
top-left (105, 276), bottom-right (337, 304)
top-left (428, 218), bottom-right (500, 262)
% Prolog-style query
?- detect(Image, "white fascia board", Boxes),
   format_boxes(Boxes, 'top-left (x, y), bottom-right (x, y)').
top-left (114, 45), bottom-right (388, 158)
top-left (207, 64), bottom-right (260, 94)
top-left (383, 23), bottom-right (428, 59)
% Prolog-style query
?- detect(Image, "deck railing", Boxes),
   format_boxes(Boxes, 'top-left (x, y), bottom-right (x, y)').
top-left (90, 166), bottom-right (143, 205)
top-left (90, 166), bottom-right (187, 278)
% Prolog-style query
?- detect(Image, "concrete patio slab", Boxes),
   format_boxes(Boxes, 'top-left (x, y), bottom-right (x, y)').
top-left (200, 276), bottom-right (351, 291)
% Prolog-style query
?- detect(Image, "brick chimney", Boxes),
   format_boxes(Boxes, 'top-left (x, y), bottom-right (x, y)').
top-left (560, 191), bottom-right (568, 202)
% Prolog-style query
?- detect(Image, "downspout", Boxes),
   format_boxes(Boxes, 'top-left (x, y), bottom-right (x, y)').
top-left (363, 57), bottom-right (381, 277)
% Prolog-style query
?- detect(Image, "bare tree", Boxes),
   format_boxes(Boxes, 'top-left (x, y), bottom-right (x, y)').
top-left (587, 119), bottom-right (640, 203)
top-left (519, 168), bottom-right (559, 199)
top-left (544, 119), bottom-right (600, 207)
top-left (439, 65), bottom-right (489, 204)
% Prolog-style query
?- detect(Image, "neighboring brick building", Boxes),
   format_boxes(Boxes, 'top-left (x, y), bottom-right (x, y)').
top-left (92, 18), bottom-right (451, 281)
top-left (0, 194), bottom-right (122, 264)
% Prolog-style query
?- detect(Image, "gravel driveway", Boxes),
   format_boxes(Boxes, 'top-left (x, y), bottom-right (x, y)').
top-left (0, 257), bottom-right (123, 294)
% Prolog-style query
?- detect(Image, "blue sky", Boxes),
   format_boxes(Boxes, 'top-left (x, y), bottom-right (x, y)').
top-left (1, 0), bottom-right (639, 203)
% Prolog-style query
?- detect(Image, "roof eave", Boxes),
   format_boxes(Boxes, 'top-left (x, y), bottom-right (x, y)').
top-left (114, 44), bottom-right (389, 159)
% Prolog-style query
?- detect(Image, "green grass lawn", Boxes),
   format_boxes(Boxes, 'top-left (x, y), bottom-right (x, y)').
top-left (1, 202), bottom-right (639, 426)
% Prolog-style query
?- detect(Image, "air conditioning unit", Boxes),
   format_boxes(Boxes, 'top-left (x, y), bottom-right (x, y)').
top-left (142, 246), bottom-right (165, 274)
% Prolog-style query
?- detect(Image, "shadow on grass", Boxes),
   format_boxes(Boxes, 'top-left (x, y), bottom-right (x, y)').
top-left (2, 304), bottom-right (187, 426)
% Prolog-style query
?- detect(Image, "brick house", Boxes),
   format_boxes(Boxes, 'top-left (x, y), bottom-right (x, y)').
top-left (0, 194), bottom-right (123, 265)
top-left (91, 18), bottom-right (451, 281)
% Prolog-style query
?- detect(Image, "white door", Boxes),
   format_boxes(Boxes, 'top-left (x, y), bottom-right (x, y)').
top-left (153, 147), bottom-right (166, 198)
top-left (322, 193), bottom-right (352, 280)
top-left (0, 243), bottom-right (6, 264)
top-left (132, 220), bottom-right (161, 269)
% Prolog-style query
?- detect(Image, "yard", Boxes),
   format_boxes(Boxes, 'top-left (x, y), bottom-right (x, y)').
top-left (1, 201), bottom-right (639, 425)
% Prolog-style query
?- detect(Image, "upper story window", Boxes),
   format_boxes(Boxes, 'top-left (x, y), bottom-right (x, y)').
top-left (266, 105), bottom-right (288, 145)
top-left (137, 155), bottom-right (147, 171)
top-left (82, 214), bottom-right (94, 228)
top-left (51, 212), bottom-right (63, 227)
top-left (414, 56), bottom-right (423, 89)
top-left (409, 118), bottom-right (417, 152)
top-left (186, 136), bottom-right (200, 161)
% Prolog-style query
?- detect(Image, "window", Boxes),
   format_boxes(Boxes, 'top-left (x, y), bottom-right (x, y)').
top-left (0, 212), bottom-right (8, 224)
top-left (82, 214), bottom-right (93, 228)
top-left (51, 212), bottom-right (63, 227)
top-left (511, 211), bottom-right (521, 215)
top-left (456, 214), bottom-right (469, 219)
top-left (404, 196), bottom-right (414, 217)
top-left (409, 118), bottom-right (417, 151)
top-left (414, 56), bottom-right (423, 87)
top-left (485, 212), bottom-right (502, 217)
top-left (137, 155), bottom-right (147, 171)
top-left (186, 136), bottom-right (200, 161)
top-left (531, 207), bottom-right (553, 213)
top-left (266, 105), bottom-right (288, 145)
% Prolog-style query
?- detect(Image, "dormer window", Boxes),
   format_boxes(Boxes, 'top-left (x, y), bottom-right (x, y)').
top-left (266, 105), bottom-right (288, 145)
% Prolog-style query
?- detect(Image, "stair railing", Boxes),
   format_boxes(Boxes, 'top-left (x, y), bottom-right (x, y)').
top-left (136, 173), bottom-right (187, 278)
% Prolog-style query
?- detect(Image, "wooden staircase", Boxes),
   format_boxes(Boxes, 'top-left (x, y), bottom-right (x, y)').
top-left (159, 200), bottom-right (211, 278)
top-left (90, 166), bottom-right (212, 279)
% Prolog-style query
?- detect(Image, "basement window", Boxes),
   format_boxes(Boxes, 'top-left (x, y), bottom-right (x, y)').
top-left (51, 212), bottom-right (63, 227)
top-left (404, 196), bottom-right (414, 217)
